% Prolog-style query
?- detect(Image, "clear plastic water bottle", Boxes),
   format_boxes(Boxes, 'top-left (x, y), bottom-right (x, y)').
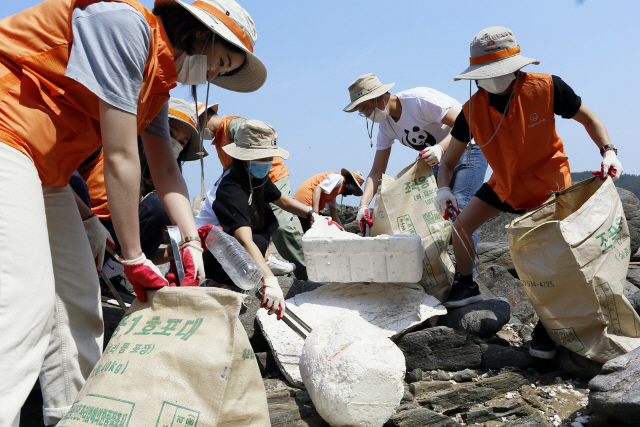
top-left (205, 227), bottom-right (263, 291)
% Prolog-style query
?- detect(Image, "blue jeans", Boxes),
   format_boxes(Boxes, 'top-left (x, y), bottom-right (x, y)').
top-left (434, 144), bottom-right (488, 268)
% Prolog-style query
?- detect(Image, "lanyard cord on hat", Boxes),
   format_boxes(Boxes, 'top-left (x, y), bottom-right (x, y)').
top-left (469, 79), bottom-right (515, 149)
top-left (193, 35), bottom-right (214, 200)
top-left (247, 170), bottom-right (268, 206)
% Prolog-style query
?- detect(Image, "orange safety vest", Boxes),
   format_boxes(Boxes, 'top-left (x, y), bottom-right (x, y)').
top-left (462, 72), bottom-right (571, 210)
top-left (294, 172), bottom-right (344, 211)
top-left (213, 115), bottom-right (289, 182)
top-left (78, 149), bottom-right (110, 220)
top-left (0, 0), bottom-right (176, 187)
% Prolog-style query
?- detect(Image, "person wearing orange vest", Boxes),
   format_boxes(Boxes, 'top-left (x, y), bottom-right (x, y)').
top-left (197, 104), bottom-right (310, 279)
top-left (0, 0), bottom-right (267, 423)
top-left (294, 169), bottom-right (365, 232)
top-left (436, 27), bottom-right (623, 359)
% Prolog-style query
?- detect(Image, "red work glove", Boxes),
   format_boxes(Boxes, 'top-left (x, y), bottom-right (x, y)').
top-left (197, 224), bottom-right (214, 252)
top-left (444, 200), bottom-right (460, 221)
top-left (261, 276), bottom-right (285, 320)
top-left (357, 206), bottom-right (374, 233)
top-left (166, 241), bottom-right (205, 287)
top-left (121, 253), bottom-right (171, 302)
top-left (328, 219), bottom-right (344, 230)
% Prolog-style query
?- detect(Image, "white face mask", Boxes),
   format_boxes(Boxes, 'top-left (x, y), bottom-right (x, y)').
top-left (477, 74), bottom-right (516, 94)
top-left (368, 105), bottom-right (390, 123)
top-left (171, 137), bottom-right (184, 159)
top-left (175, 54), bottom-right (208, 85)
top-left (201, 128), bottom-right (214, 140)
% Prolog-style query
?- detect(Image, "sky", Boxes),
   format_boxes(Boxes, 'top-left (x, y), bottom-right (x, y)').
top-left (4, 0), bottom-right (640, 203)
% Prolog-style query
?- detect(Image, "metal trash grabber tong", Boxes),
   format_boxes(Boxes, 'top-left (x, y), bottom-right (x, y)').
top-left (102, 245), bottom-right (128, 312)
top-left (254, 288), bottom-right (312, 339)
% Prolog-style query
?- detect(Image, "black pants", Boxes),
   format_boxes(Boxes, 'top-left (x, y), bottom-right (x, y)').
top-left (203, 233), bottom-right (269, 286)
top-left (298, 217), bottom-right (311, 233)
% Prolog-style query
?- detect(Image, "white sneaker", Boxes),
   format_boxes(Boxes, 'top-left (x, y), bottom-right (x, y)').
top-left (267, 255), bottom-right (296, 276)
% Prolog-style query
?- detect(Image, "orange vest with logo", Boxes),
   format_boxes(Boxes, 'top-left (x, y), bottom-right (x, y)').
top-left (78, 149), bottom-right (110, 220)
top-left (214, 115), bottom-right (290, 182)
top-left (0, 0), bottom-right (176, 187)
top-left (462, 72), bottom-right (571, 210)
top-left (294, 172), bottom-right (344, 211)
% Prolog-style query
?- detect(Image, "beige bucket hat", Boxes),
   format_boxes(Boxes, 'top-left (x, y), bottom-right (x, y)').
top-left (195, 102), bottom-right (219, 117)
top-left (455, 26), bottom-right (539, 81)
top-left (168, 98), bottom-right (209, 161)
top-left (222, 119), bottom-right (289, 161)
top-left (165, 0), bottom-right (267, 92)
top-left (341, 168), bottom-right (364, 196)
top-left (343, 73), bottom-right (395, 112)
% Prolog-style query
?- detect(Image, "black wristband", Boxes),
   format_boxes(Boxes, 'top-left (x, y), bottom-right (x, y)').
top-left (600, 144), bottom-right (617, 156)
top-left (306, 210), bottom-right (315, 221)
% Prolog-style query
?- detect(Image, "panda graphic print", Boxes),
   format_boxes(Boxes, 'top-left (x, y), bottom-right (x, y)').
top-left (376, 87), bottom-right (462, 152)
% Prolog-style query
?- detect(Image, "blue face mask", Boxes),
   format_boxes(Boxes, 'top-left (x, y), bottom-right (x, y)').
top-left (249, 160), bottom-right (272, 179)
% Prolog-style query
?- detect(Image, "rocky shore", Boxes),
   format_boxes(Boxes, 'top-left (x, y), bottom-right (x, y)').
top-left (20, 188), bottom-right (640, 426)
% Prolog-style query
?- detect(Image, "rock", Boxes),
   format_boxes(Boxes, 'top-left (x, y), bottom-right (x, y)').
top-left (343, 221), bottom-right (362, 235)
top-left (431, 370), bottom-right (451, 381)
top-left (409, 381), bottom-right (453, 398)
top-left (477, 242), bottom-right (516, 276)
top-left (476, 266), bottom-right (538, 325)
top-left (418, 386), bottom-right (497, 414)
top-left (319, 204), bottom-right (358, 226)
top-left (465, 396), bottom-right (533, 424)
top-left (405, 368), bottom-right (423, 384)
top-left (451, 369), bottom-right (476, 383)
top-left (588, 346), bottom-right (640, 424)
top-left (478, 212), bottom-right (518, 244)
top-left (384, 407), bottom-right (461, 426)
top-left (267, 392), bottom-right (328, 427)
top-left (481, 342), bottom-right (536, 369)
top-left (397, 327), bottom-right (483, 372)
top-left (627, 292), bottom-right (640, 315)
top-left (554, 347), bottom-right (603, 380)
top-left (627, 266), bottom-right (640, 289)
top-left (256, 351), bottom-right (278, 377)
top-left (300, 316), bottom-right (405, 427)
top-left (518, 386), bottom-right (545, 411)
top-left (617, 188), bottom-right (640, 256)
top-left (258, 282), bottom-right (445, 386)
top-left (437, 299), bottom-right (511, 338)
top-left (501, 414), bottom-right (551, 427)
top-left (402, 389), bottom-right (415, 402)
top-left (474, 372), bottom-right (529, 394)
top-left (511, 323), bottom-right (534, 343)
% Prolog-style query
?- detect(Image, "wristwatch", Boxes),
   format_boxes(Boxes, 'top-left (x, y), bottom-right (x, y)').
top-left (600, 144), bottom-right (617, 156)
top-left (306, 210), bottom-right (315, 221)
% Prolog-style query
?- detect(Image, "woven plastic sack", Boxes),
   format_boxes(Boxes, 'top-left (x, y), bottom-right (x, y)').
top-left (371, 160), bottom-right (454, 301)
top-left (507, 177), bottom-right (640, 362)
top-left (58, 287), bottom-right (269, 427)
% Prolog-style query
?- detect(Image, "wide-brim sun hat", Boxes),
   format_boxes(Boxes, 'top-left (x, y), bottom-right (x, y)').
top-left (166, 0), bottom-right (267, 93)
top-left (195, 102), bottom-right (219, 117)
top-left (222, 119), bottom-right (289, 161)
top-left (343, 73), bottom-right (395, 113)
top-left (341, 168), bottom-right (365, 197)
top-left (168, 98), bottom-right (209, 161)
top-left (454, 26), bottom-right (539, 81)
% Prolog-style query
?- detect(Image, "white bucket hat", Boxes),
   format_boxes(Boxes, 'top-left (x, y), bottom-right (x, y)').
top-left (222, 119), bottom-right (289, 161)
top-left (195, 102), bottom-right (219, 117)
top-left (454, 26), bottom-right (539, 81)
top-left (343, 73), bottom-right (395, 112)
top-left (341, 168), bottom-right (364, 197)
top-left (168, 98), bottom-right (209, 161)
top-left (167, 0), bottom-right (267, 92)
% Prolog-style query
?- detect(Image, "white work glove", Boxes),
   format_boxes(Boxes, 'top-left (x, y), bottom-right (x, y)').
top-left (593, 149), bottom-right (623, 182)
top-left (418, 144), bottom-right (444, 167)
top-left (83, 215), bottom-right (115, 272)
top-left (356, 205), bottom-right (373, 233)
top-left (261, 276), bottom-right (285, 320)
top-left (434, 187), bottom-right (459, 220)
top-left (177, 241), bottom-right (206, 287)
top-left (309, 212), bottom-right (320, 226)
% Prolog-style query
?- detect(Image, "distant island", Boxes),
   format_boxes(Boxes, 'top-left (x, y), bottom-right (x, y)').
top-left (572, 171), bottom-right (640, 199)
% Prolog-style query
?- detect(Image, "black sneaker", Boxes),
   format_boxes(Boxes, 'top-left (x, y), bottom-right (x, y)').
top-left (100, 275), bottom-right (135, 308)
top-left (443, 281), bottom-right (484, 308)
top-left (529, 320), bottom-right (557, 359)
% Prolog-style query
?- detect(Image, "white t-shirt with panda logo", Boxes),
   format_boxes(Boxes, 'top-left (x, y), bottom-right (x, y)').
top-left (376, 87), bottom-right (462, 152)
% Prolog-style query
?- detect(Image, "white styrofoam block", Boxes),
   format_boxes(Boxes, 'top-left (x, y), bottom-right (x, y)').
top-left (256, 282), bottom-right (445, 386)
top-left (302, 234), bottom-right (424, 283)
top-left (300, 316), bottom-right (405, 427)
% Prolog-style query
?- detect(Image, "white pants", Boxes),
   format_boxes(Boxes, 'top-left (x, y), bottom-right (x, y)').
top-left (0, 143), bottom-right (103, 426)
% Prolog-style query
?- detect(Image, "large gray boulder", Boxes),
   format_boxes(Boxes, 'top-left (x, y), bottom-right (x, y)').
top-left (437, 299), bottom-right (511, 338)
top-left (588, 346), bottom-right (640, 424)
top-left (477, 212), bottom-right (518, 244)
top-left (476, 265), bottom-right (538, 325)
top-left (477, 242), bottom-right (516, 277)
top-left (617, 188), bottom-right (640, 256)
top-left (628, 265), bottom-right (640, 290)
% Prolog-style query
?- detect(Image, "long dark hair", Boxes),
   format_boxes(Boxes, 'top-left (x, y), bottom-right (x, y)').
top-left (232, 158), bottom-right (266, 231)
